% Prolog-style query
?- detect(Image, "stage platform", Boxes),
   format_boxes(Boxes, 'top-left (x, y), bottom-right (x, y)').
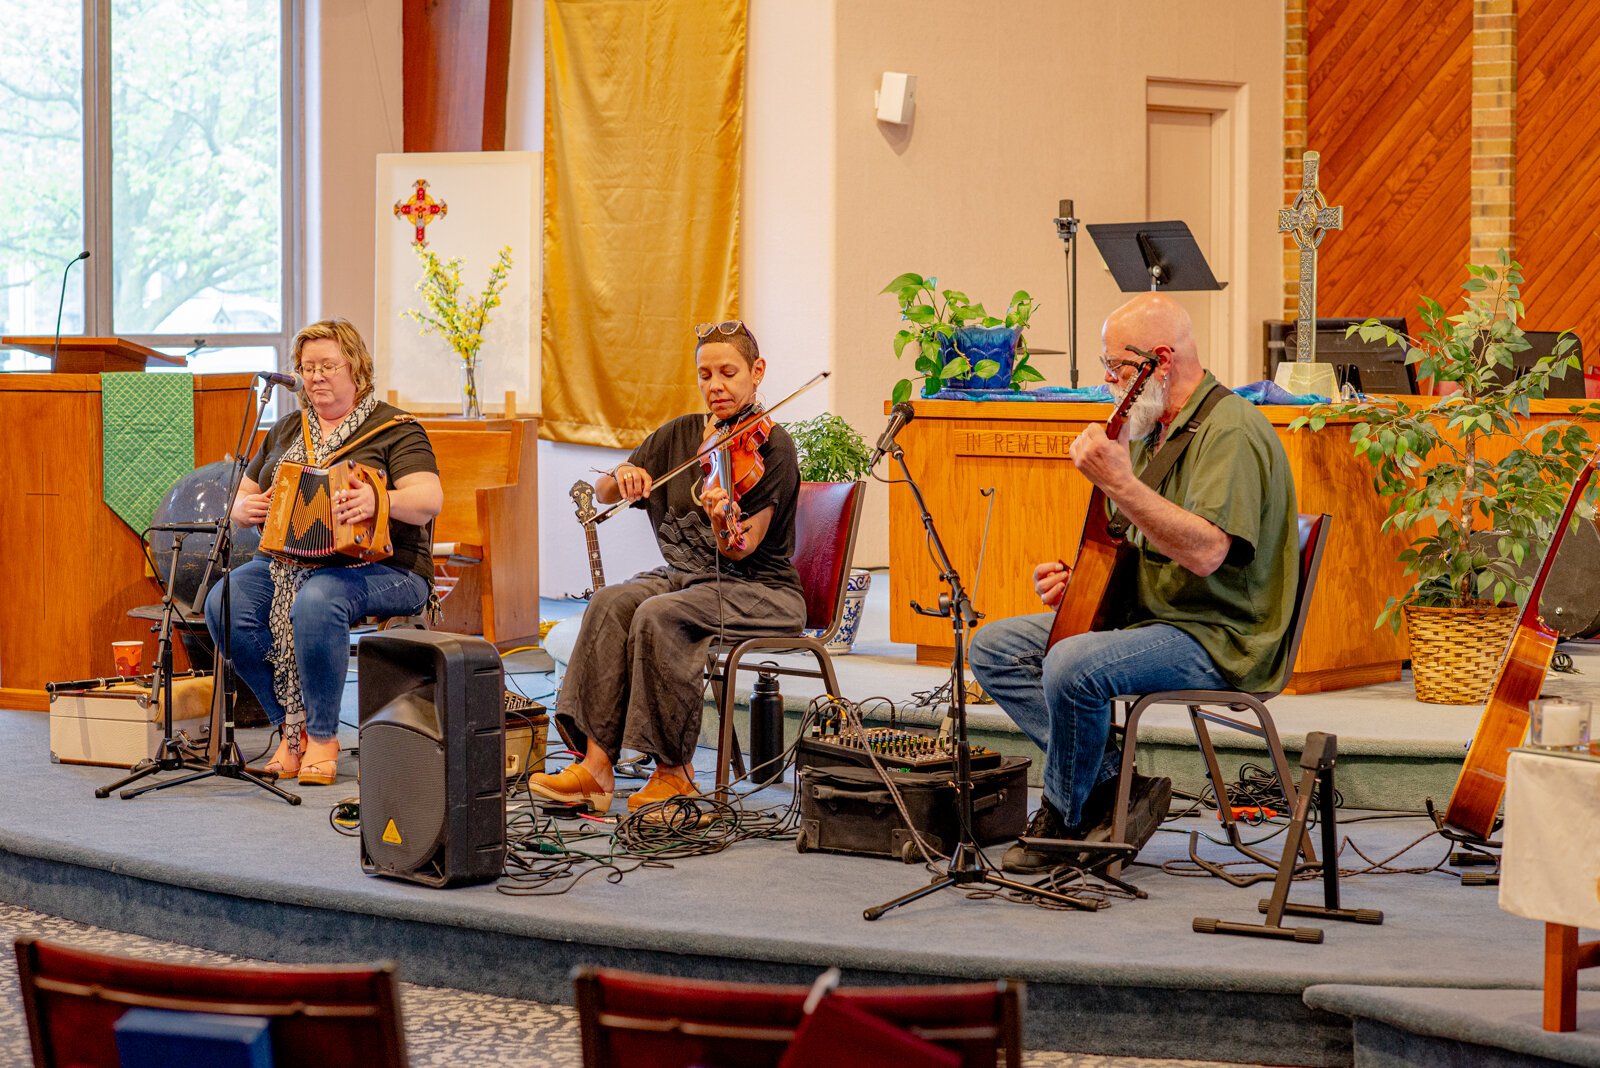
top-left (3, 705), bottom-right (1597, 1067)
top-left (551, 570), bottom-right (1600, 815)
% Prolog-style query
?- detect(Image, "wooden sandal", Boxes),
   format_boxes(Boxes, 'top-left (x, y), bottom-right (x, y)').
top-left (527, 764), bottom-right (615, 812)
top-left (297, 737), bottom-right (341, 786)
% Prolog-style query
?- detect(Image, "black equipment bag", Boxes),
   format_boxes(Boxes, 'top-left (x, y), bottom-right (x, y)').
top-left (795, 755), bottom-right (1031, 863)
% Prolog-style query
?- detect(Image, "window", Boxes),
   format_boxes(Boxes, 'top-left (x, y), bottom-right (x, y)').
top-left (1, 0), bottom-right (299, 390)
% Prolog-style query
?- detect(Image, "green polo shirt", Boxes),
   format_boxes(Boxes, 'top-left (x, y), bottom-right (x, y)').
top-left (1118, 372), bottom-right (1299, 693)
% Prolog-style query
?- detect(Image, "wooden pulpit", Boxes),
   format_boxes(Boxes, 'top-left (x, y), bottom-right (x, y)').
top-left (0, 372), bottom-right (254, 710)
top-left (1, 336), bottom-right (187, 374)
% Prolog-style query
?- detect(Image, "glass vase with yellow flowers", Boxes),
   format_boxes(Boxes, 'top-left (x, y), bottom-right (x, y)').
top-left (401, 245), bottom-right (514, 418)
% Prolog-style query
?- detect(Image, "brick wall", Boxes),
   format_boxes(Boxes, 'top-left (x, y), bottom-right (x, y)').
top-left (1471, 0), bottom-right (1516, 266)
top-left (1282, 0), bottom-right (1308, 317)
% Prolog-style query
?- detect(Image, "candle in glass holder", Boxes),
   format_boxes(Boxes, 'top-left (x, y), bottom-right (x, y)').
top-left (1530, 698), bottom-right (1590, 751)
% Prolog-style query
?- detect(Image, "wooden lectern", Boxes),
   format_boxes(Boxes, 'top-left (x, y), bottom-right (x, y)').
top-left (0, 371), bottom-right (254, 711)
top-left (1, 336), bottom-right (187, 374)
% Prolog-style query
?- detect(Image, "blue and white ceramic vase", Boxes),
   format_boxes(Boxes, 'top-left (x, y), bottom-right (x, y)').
top-left (804, 569), bottom-right (873, 654)
top-left (936, 324), bottom-right (1021, 392)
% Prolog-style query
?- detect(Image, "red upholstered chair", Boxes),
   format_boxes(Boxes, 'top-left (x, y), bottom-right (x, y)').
top-left (1104, 512), bottom-right (1333, 879)
top-left (14, 936), bottom-right (408, 1067)
top-left (573, 965), bottom-right (1024, 1068)
top-left (708, 480), bottom-right (865, 790)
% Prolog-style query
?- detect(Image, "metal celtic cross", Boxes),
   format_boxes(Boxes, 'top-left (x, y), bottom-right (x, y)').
top-left (393, 179), bottom-right (449, 248)
top-left (1278, 151), bottom-right (1344, 363)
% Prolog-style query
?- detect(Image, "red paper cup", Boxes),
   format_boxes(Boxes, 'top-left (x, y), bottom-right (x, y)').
top-left (112, 641), bottom-right (144, 676)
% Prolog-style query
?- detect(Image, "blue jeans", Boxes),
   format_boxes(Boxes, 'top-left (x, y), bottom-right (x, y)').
top-left (968, 615), bottom-right (1227, 828)
top-left (204, 557), bottom-right (429, 738)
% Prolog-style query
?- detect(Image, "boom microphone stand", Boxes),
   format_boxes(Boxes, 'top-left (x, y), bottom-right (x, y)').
top-left (864, 432), bottom-right (1094, 918)
top-left (121, 375), bottom-right (300, 804)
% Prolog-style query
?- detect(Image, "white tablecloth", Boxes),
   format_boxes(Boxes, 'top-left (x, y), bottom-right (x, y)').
top-left (1500, 748), bottom-right (1600, 929)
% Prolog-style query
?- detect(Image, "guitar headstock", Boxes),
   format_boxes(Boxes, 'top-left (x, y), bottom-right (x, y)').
top-left (1104, 347), bottom-right (1160, 440)
top-left (569, 480), bottom-right (598, 526)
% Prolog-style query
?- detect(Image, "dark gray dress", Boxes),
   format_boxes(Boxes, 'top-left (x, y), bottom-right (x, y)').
top-left (556, 415), bottom-right (807, 766)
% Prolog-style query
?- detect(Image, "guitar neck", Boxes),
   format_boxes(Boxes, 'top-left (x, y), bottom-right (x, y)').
top-left (584, 524), bottom-right (605, 591)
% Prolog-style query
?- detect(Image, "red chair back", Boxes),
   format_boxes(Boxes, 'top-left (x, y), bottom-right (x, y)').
top-left (792, 481), bottom-right (865, 634)
top-left (14, 936), bottom-right (408, 1067)
top-left (1265, 512), bottom-right (1332, 697)
top-left (574, 965), bottom-right (1022, 1068)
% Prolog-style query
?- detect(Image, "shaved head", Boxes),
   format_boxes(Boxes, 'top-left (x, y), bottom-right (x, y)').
top-left (1102, 293), bottom-right (1198, 369)
top-left (1100, 292), bottom-right (1207, 424)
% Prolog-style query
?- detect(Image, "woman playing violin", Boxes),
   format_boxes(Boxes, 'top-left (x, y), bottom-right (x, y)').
top-left (528, 320), bottom-right (805, 813)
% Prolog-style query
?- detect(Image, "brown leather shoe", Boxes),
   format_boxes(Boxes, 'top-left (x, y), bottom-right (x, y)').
top-left (626, 769), bottom-right (700, 812)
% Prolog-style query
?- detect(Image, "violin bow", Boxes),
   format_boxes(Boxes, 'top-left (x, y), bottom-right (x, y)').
top-left (592, 370), bottom-right (831, 525)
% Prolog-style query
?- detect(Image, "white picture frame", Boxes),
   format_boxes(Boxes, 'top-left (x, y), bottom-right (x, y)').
top-left (374, 151), bottom-right (542, 414)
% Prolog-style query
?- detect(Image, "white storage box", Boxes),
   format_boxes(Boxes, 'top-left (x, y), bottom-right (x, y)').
top-left (49, 676), bottom-right (213, 767)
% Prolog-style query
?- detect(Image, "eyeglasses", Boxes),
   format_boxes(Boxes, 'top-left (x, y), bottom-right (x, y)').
top-left (300, 361), bottom-right (348, 379)
top-left (1100, 345), bottom-right (1160, 376)
top-left (695, 320), bottom-right (748, 339)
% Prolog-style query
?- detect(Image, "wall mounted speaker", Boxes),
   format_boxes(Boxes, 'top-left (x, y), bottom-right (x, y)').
top-left (358, 630), bottom-right (505, 887)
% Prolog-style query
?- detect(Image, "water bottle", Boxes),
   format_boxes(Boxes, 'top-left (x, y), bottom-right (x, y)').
top-left (748, 663), bottom-right (784, 786)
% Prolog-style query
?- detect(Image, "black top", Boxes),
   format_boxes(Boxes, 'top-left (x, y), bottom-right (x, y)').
top-left (627, 413), bottom-right (801, 592)
top-left (246, 401), bottom-right (439, 583)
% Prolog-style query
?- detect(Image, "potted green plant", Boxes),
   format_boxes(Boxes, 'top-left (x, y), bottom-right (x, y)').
top-left (784, 412), bottom-right (873, 653)
top-left (882, 272), bottom-right (1043, 403)
top-left (1290, 251), bottom-right (1593, 703)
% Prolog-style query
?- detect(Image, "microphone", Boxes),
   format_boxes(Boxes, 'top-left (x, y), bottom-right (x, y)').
top-left (256, 370), bottom-right (303, 392)
top-left (53, 250), bottom-right (90, 365)
top-left (870, 402), bottom-right (916, 466)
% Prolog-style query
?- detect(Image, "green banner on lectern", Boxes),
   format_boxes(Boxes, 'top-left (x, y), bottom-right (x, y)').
top-left (102, 372), bottom-right (194, 533)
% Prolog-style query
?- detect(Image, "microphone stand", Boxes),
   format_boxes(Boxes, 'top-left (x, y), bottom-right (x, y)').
top-left (91, 527), bottom-right (213, 797)
top-left (1053, 201), bottom-right (1080, 388)
top-left (121, 377), bottom-right (300, 804)
top-left (864, 437), bottom-right (1095, 919)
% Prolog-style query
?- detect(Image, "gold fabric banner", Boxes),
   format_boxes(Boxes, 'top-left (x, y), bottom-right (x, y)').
top-left (542, 0), bottom-right (745, 447)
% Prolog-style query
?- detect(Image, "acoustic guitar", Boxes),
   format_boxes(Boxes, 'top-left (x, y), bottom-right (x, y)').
top-left (1046, 357), bottom-right (1161, 649)
top-left (1442, 449), bottom-right (1599, 840)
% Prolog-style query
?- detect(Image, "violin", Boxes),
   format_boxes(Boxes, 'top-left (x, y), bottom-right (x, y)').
top-left (589, 371), bottom-right (828, 528)
top-left (699, 405), bottom-right (773, 551)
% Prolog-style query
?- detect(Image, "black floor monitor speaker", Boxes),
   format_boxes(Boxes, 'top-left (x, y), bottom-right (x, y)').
top-left (358, 630), bottom-right (506, 887)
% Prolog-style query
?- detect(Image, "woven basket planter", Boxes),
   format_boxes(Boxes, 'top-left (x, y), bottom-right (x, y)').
top-left (1403, 604), bottom-right (1518, 705)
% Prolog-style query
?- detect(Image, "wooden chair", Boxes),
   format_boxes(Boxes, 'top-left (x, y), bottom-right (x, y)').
top-left (14, 935), bottom-right (408, 1067)
top-left (421, 418), bottom-right (540, 647)
top-left (1104, 512), bottom-right (1333, 879)
top-left (707, 480), bottom-right (865, 790)
top-left (573, 965), bottom-right (1023, 1068)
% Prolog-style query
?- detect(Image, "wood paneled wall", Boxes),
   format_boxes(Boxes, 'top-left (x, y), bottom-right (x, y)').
top-left (1515, 0), bottom-right (1600, 347)
top-left (1306, 0), bottom-right (1472, 323)
top-left (402, 0), bottom-right (513, 152)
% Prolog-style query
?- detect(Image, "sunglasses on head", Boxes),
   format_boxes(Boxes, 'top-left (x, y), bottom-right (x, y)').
top-left (695, 320), bottom-right (749, 339)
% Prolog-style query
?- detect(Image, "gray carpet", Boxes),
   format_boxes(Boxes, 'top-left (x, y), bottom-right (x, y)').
top-left (5, 702), bottom-right (1599, 1065)
top-left (1305, 984), bottom-right (1600, 1067)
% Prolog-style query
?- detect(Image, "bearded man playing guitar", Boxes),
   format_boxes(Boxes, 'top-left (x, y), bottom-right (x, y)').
top-left (970, 293), bottom-right (1299, 874)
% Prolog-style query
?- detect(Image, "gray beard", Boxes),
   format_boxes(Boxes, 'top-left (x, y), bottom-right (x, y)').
top-left (1115, 377), bottom-right (1167, 441)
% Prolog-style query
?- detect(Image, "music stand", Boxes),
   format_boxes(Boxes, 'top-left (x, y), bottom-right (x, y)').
top-left (1087, 221), bottom-right (1227, 293)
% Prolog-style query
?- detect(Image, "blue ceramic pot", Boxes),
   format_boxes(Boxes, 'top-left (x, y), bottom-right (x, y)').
top-left (935, 325), bottom-right (1021, 391)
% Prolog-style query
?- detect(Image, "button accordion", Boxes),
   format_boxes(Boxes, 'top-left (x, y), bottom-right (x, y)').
top-left (260, 459), bottom-right (394, 564)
